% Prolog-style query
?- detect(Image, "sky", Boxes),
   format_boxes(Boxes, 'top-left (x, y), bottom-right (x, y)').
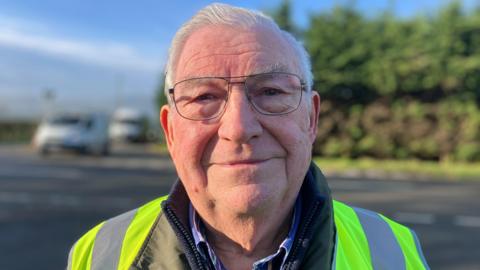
top-left (0, 0), bottom-right (477, 121)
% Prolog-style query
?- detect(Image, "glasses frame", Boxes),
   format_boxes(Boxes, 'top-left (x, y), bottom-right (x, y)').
top-left (168, 72), bottom-right (306, 121)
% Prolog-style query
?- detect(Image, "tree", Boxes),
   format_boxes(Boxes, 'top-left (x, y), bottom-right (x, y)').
top-left (305, 6), bottom-right (376, 104)
top-left (154, 75), bottom-right (168, 112)
top-left (268, 0), bottom-right (299, 37)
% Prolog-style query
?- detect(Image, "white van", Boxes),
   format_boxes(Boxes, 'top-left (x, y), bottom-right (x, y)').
top-left (109, 108), bottom-right (145, 142)
top-left (32, 113), bottom-right (110, 155)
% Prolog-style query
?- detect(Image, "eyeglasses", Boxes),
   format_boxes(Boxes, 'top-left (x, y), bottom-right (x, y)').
top-left (168, 72), bottom-right (306, 121)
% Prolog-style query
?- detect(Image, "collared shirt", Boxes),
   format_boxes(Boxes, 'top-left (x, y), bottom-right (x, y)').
top-left (189, 197), bottom-right (302, 270)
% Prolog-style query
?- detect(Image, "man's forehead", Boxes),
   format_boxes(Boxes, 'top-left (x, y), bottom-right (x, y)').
top-left (175, 24), bottom-right (298, 80)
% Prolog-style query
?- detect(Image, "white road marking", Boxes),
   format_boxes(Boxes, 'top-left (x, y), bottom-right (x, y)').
top-left (0, 192), bottom-right (33, 204)
top-left (454, 216), bottom-right (480, 228)
top-left (393, 212), bottom-right (436, 225)
top-left (67, 157), bottom-right (172, 170)
top-left (0, 167), bottom-right (84, 179)
top-left (0, 191), bottom-right (134, 209)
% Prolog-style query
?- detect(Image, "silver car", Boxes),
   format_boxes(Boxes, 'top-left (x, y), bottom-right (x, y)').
top-left (32, 113), bottom-right (110, 155)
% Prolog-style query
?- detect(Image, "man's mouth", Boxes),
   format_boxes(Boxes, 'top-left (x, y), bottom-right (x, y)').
top-left (214, 158), bottom-right (272, 166)
top-left (223, 159), bottom-right (267, 165)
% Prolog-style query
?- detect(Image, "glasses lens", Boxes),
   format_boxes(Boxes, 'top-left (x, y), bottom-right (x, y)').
top-left (246, 73), bottom-right (303, 114)
top-left (173, 78), bottom-right (228, 120)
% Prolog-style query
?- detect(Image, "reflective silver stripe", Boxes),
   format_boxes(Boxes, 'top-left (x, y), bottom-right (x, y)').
top-left (67, 243), bottom-right (75, 270)
top-left (410, 229), bottom-right (430, 270)
top-left (90, 208), bottom-right (137, 270)
top-left (331, 232), bottom-right (339, 270)
top-left (354, 207), bottom-right (406, 270)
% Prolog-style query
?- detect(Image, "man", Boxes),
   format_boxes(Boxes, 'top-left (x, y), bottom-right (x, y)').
top-left (68, 3), bottom-right (429, 270)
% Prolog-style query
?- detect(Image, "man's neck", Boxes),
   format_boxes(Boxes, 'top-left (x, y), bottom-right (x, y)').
top-left (196, 201), bottom-right (295, 270)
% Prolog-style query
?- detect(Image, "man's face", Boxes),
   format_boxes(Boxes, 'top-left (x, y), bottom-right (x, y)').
top-left (161, 24), bottom-right (320, 215)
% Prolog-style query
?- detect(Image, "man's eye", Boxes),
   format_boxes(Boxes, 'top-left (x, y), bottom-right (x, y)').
top-left (261, 88), bottom-right (284, 96)
top-left (192, 93), bottom-right (218, 102)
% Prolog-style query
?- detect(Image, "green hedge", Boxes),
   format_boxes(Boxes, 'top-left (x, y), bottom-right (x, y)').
top-left (0, 122), bottom-right (37, 143)
top-left (305, 2), bottom-right (480, 103)
top-left (313, 99), bottom-right (480, 162)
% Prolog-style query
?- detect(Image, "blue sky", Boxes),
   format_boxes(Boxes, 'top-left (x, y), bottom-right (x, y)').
top-left (0, 0), bottom-right (477, 120)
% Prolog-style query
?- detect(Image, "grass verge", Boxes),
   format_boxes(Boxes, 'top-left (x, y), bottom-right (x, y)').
top-left (313, 157), bottom-right (480, 181)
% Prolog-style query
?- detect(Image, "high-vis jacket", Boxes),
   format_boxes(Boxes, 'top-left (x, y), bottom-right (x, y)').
top-left (67, 163), bottom-right (429, 270)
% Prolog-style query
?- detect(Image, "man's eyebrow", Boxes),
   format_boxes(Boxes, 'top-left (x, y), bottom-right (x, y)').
top-left (252, 63), bottom-right (291, 74)
top-left (176, 64), bottom-right (292, 81)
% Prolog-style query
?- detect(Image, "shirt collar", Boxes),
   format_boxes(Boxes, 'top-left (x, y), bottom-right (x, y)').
top-left (189, 196), bottom-right (302, 270)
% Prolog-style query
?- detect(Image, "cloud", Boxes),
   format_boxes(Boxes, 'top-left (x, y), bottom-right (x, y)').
top-left (0, 16), bottom-right (162, 73)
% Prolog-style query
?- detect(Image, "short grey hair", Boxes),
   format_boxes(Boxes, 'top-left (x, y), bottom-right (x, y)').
top-left (164, 3), bottom-right (313, 101)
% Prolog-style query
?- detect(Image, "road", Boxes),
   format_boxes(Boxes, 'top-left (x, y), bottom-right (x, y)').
top-left (0, 144), bottom-right (479, 270)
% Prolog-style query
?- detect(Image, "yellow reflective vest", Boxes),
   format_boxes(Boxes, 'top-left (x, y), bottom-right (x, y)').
top-left (67, 196), bottom-right (429, 270)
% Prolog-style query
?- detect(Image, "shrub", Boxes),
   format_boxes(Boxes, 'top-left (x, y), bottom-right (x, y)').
top-left (313, 99), bottom-right (480, 162)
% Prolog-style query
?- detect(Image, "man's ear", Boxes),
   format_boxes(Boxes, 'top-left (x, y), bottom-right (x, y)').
top-left (160, 105), bottom-right (174, 153)
top-left (308, 91), bottom-right (321, 144)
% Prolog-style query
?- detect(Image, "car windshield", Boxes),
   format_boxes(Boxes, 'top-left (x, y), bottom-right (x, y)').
top-left (116, 119), bottom-right (141, 125)
top-left (48, 115), bottom-right (92, 127)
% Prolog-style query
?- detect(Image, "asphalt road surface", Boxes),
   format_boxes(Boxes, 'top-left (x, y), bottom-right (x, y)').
top-left (0, 144), bottom-right (479, 270)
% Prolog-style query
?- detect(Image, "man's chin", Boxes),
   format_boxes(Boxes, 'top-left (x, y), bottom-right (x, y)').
top-left (219, 184), bottom-right (279, 215)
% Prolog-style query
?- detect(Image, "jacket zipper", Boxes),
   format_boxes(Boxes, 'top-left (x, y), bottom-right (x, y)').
top-left (164, 204), bottom-right (208, 270)
top-left (284, 200), bottom-right (320, 270)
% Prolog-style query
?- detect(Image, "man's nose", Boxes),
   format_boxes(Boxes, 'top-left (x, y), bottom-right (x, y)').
top-left (217, 85), bottom-right (263, 143)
